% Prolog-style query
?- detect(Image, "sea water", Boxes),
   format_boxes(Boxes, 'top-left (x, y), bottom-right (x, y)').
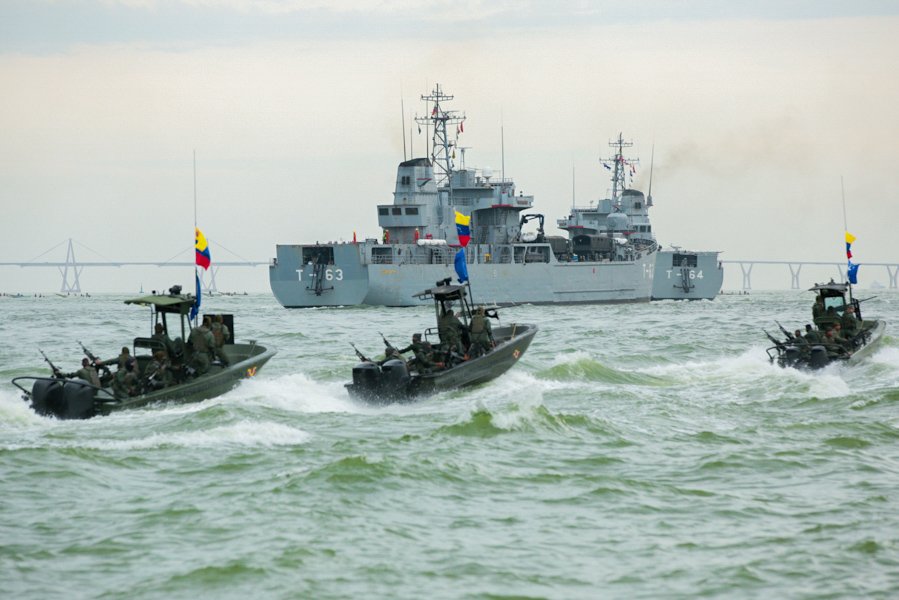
top-left (1, 291), bottom-right (898, 599)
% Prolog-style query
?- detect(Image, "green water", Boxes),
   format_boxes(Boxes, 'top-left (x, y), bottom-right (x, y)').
top-left (2, 292), bottom-right (898, 598)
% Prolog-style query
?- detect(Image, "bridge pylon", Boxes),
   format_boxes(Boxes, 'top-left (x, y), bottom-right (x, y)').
top-left (59, 238), bottom-right (82, 294)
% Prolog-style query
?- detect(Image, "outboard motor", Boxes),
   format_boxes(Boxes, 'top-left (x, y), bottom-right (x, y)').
top-left (379, 359), bottom-right (411, 393)
top-left (352, 361), bottom-right (381, 391)
top-left (808, 346), bottom-right (829, 369)
top-left (782, 346), bottom-right (801, 367)
top-left (31, 379), bottom-right (96, 419)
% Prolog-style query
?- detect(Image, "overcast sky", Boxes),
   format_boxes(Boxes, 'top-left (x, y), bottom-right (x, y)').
top-left (1, 1), bottom-right (898, 292)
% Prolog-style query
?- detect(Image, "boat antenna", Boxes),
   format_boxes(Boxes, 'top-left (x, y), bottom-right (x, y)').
top-left (572, 164), bottom-right (576, 211)
top-left (501, 109), bottom-right (505, 196)
top-left (401, 94), bottom-right (407, 161)
top-left (647, 142), bottom-right (655, 207)
top-left (841, 175), bottom-right (854, 299)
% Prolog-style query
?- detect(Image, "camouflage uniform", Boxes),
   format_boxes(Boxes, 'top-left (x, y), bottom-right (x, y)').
top-left (468, 308), bottom-right (494, 358)
top-left (113, 360), bottom-right (140, 398)
top-left (210, 315), bottom-right (231, 366)
top-left (188, 318), bottom-right (215, 375)
top-left (438, 309), bottom-right (465, 356)
top-left (66, 358), bottom-right (101, 386)
top-left (143, 351), bottom-right (172, 391)
top-left (400, 335), bottom-right (443, 373)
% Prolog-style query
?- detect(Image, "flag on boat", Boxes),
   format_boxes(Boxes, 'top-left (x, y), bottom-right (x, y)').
top-left (189, 272), bottom-right (201, 322)
top-left (845, 232), bottom-right (859, 284)
top-left (195, 227), bottom-right (211, 270)
top-left (845, 231), bottom-right (856, 259)
top-left (455, 211), bottom-right (471, 247)
top-left (460, 121), bottom-right (464, 133)
top-left (848, 261), bottom-right (859, 285)
top-left (454, 248), bottom-right (469, 283)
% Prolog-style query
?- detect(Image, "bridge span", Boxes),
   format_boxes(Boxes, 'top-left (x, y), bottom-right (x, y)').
top-left (721, 260), bottom-right (899, 290)
top-left (0, 239), bottom-right (266, 293)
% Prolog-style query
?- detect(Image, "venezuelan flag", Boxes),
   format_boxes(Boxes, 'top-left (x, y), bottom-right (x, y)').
top-left (845, 231), bottom-right (856, 259)
top-left (195, 227), bottom-right (211, 270)
top-left (455, 211), bottom-right (471, 247)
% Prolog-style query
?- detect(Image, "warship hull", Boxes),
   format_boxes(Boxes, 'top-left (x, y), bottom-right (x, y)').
top-left (651, 249), bottom-right (723, 300)
top-left (270, 242), bottom-right (657, 308)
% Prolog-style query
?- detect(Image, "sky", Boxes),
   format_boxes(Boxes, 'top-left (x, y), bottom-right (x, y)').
top-left (1, 0), bottom-right (898, 293)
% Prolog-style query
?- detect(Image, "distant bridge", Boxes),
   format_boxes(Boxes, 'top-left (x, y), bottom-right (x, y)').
top-left (721, 260), bottom-right (899, 290)
top-left (0, 239), bottom-right (267, 293)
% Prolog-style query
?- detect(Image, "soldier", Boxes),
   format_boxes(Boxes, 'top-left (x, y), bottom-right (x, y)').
top-left (399, 333), bottom-right (444, 373)
top-left (822, 329), bottom-right (846, 357)
top-left (143, 350), bottom-right (172, 391)
top-left (210, 315), bottom-right (231, 366)
top-left (187, 316), bottom-right (215, 375)
top-left (152, 323), bottom-right (175, 356)
top-left (438, 307), bottom-right (466, 357)
top-left (113, 358), bottom-right (140, 398)
top-left (832, 322), bottom-right (853, 350)
top-left (468, 307), bottom-right (495, 358)
top-left (841, 305), bottom-right (860, 337)
top-left (64, 357), bottom-right (102, 387)
top-left (803, 324), bottom-right (822, 344)
top-left (812, 296), bottom-right (825, 319)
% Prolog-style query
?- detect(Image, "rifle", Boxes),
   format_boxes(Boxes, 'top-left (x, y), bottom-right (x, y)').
top-left (775, 321), bottom-right (795, 341)
top-left (764, 330), bottom-right (786, 350)
top-left (40, 349), bottom-right (63, 378)
top-left (78, 340), bottom-right (110, 374)
top-left (350, 343), bottom-right (371, 363)
top-left (378, 331), bottom-right (395, 350)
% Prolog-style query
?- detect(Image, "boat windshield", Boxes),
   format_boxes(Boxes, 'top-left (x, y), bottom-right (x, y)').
top-left (822, 294), bottom-right (846, 314)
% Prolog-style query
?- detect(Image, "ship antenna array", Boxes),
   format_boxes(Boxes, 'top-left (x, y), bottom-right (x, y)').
top-left (601, 132), bottom-right (637, 203)
top-left (415, 83), bottom-right (465, 186)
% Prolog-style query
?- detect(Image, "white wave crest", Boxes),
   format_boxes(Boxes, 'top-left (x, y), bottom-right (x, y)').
top-left (231, 372), bottom-right (371, 414)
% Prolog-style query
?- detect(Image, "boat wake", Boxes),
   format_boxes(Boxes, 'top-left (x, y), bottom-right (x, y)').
top-left (232, 372), bottom-right (369, 414)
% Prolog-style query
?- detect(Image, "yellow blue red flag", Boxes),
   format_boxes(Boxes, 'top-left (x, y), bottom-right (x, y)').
top-left (195, 227), bottom-right (211, 270)
top-left (455, 211), bottom-right (471, 247)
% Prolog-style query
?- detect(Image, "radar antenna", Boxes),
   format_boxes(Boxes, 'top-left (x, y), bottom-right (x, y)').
top-left (600, 132), bottom-right (637, 204)
top-left (415, 83), bottom-right (465, 186)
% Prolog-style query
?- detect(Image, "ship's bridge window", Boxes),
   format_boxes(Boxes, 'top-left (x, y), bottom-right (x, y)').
top-left (405, 207), bottom-right (419, 215)
top-left (401, 176), bottom-right (411, 185)
top-left (635, 202), bottom-right (642, 209)
top-left (392, 207), bottom-right (402, 215)
top-left (379, 207), bottom-right (389, 216)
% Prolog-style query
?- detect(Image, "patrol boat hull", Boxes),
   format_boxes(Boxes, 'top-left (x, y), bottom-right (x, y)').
top-left (12, 287), bottom-right (276, 420)
top-left (345, 279), bottom-right (537, 402)
top-left (14, 343), bottom-right (275, 420)
top-left (347, 324), bottom-right (537, 402)
top-left (766, 281), bottom-right (885, 370)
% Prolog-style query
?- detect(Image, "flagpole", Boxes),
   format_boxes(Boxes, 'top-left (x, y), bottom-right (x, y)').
top-left (840, 176), bottom-right (848, 233)
top-left (193, 151), bottom-right (199, 327)
top-left (841, 176), bottom-right (857, 299)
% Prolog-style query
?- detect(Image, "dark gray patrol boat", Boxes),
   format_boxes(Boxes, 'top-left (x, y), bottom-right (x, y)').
top-left (13, 286), bottom-right (276, 419)
top-left (765, 280), bottom-right (885, 370)
top-left (346, 278), bottom-right (537, 403)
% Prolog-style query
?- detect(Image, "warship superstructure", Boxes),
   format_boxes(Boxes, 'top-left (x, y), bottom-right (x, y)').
top-left (269, 85), bottom-right (718, 308)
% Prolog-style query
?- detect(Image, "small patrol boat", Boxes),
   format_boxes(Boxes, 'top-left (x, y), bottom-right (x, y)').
top-left (765, 280), bottom-right (885, 370)
top-left (346, 278), bottom-right (537, 403)
top-left (12, 285), bottom-right (276, 419)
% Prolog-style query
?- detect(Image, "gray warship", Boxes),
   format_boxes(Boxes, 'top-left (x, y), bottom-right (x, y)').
top-left (269, 84), bottom-right (721, 307)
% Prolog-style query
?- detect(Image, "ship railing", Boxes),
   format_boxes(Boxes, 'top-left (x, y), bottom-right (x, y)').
top-left (365, 245), bottom-right (524, 266)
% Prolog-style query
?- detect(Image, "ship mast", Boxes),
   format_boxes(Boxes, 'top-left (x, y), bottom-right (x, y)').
top-left (601, 132), bottom-right (637, 205)
top-left (416, 83), bottom-right (465, 186)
